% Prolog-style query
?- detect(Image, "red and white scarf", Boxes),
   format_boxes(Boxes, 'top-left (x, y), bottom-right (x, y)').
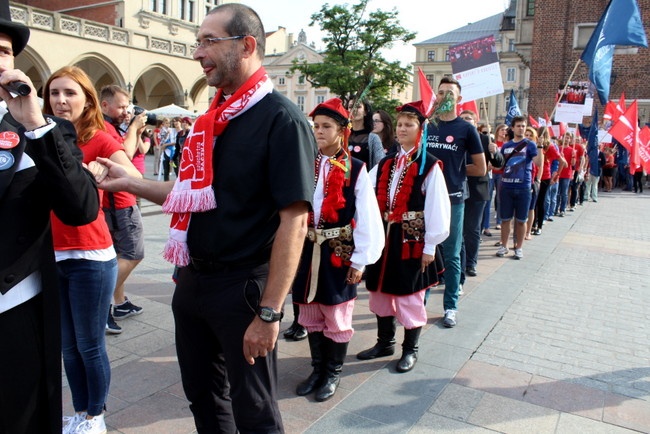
top-left (161, 67), bottom-right (273, 266)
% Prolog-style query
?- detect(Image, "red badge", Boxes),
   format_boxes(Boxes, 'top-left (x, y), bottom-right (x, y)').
top-left (0, 131), bottom-right (20, 149)
top-left (446, 135), bottom-right (454, 143)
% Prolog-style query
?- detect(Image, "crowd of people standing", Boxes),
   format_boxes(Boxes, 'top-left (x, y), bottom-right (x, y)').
top-left (1, 1), bottom-right (647, 433)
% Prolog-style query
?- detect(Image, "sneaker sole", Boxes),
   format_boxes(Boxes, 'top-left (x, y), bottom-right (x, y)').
top-left (105, 327), bottom-right (122, 335)
top-left (443, 321), bottom-right (456, 328)
top-left (113, 310), bottom-right (143, 321)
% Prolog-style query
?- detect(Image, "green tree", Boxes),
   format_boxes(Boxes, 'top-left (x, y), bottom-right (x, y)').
top-left (292, 0), bottom-right (415, 110)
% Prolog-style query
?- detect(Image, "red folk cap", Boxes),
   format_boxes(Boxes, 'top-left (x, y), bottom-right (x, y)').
top-left (309, 97), bottom-right (349, 127)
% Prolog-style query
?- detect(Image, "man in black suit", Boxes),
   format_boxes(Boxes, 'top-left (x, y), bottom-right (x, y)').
top-left (0, 1), bottom-right (99, 432)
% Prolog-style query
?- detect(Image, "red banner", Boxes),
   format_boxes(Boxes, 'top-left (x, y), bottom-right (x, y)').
top-left (608, 100), bottom-right (639, 174)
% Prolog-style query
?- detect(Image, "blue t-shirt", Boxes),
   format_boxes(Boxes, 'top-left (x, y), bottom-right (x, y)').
top-left (426, 117), bottom-right (483, 205)
top-left (501, 138), bottom-right (538, 190)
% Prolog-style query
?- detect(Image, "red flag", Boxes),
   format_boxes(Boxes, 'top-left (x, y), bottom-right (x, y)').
top-left (608, 100), bottom-right (639, 174)
top-left (457, 100), bottom-right (479, 121)
top-left (544, 111), bottom-right (551, 126)
top-left (603, 101), bottom-right (616, 121)
top-left (617, 92), bottom-right (626, 113)
top-left (638, 126), bottom-right (650, 173)
top-left (528, 115), bottom-right (539, 129)
top-left (417, 68), bottom-right (434, 117)
top-left (559, 122), bottom-right (567, 137)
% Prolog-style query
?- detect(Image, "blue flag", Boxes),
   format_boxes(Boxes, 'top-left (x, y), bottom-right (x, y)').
top-left (587, 107), bottom-right (600, 177)
top-left (504, 90), bottom-right (521, 126)
top-left (580, 0), bottom-right (648, 104)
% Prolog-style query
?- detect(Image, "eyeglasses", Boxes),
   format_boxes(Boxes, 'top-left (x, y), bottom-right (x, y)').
top-left (192, 35), bottom-right (246, 49)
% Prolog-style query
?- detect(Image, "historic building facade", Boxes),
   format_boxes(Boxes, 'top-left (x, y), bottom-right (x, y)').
top-left (11, 1), bottom-right (331, 116)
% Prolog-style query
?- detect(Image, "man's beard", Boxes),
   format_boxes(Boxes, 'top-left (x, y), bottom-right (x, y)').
top-left (207, 50), bottom-right (241, 89)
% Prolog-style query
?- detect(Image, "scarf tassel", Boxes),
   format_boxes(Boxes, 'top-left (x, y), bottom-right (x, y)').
top-left (163, 238), bottom-right (191, 267)
top-left (162, 186), bottom-right (217, 214)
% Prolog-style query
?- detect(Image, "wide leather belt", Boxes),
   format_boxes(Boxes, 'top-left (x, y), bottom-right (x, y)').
top-left (306, 224), bottom-right (353, 303)
top-left (402, 211), bottom-right (424, 220)
top-left (307, 224), bottom-right (353, 245)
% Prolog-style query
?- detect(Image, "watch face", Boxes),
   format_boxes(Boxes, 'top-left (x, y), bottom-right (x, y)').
top-left (260, 309), bottom-right (273, 321)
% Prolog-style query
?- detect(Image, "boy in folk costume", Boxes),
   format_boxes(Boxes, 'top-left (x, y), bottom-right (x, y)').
top-left (292, 98), bottom-right (384, 401)
top-left (358, 100), bottom-right (451, 373)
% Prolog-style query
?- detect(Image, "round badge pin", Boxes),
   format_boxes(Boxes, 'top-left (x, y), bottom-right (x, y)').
top-left (446, 135), bottom-right (454, 143)
top-left (0, 150), bottom-right (15, 170)
top-left (0, 131), bottom-right (20, 149)
top-left (354, 145), bottom-right (361, 153)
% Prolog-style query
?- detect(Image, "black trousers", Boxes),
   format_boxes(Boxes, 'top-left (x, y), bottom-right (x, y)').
top-left (535, 179), bottom-right (550, 230)
top-left (0, 294), bottom-right (57, 434)
top-left (172, 263), bottom-right (284, 434)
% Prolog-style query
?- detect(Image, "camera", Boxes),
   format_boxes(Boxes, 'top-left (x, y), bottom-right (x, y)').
top-left (132, 106), bottom-right (158, 126)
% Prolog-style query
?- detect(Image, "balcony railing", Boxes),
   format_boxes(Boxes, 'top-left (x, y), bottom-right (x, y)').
top-left (10, 3), bottom-right (195, 58)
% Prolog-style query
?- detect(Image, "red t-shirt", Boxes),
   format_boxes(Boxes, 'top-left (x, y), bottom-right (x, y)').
top-left (559, 146), bottom-right (576, 179)
top-left (51, 130), bottom-right (123, 251)
top-left (102, 121), bottom-right (137, 209)
top-left (492, 141), bottom-right (505, 175)
top-left (542, 143), bottom-right (561, 180)
top-left (571, 144), bottom-right (584, 171)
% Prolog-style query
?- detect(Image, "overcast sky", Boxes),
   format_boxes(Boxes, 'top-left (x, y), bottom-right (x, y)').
top-left (241, 0), bottom-right (510, 66)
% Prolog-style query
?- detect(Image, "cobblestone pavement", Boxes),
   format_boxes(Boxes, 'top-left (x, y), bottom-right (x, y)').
top-left (63, 168), bottom-right (649, 433)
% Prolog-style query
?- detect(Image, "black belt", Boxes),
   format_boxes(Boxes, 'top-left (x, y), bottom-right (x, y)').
top-left (189, 257), bottom-right (265, 273)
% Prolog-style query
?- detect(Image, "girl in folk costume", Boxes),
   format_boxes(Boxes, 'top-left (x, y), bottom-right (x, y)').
top-left (358, 100), bottom-right (450, 373)
top-left (292, 98), bottom-right (384, 401)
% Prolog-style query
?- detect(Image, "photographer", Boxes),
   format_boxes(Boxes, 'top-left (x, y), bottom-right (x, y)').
top-left (99, 85), bottom-right (147, 334)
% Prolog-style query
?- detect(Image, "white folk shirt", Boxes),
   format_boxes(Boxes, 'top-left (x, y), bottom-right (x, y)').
top-left (368, 146), bottom-right (451, 256)
top-left (313, 155), bottom-right (385, 272)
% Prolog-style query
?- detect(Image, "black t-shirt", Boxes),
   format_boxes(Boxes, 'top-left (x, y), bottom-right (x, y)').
top-left (426, 117), bottom-right (483, 205)
top-left (187, 91), bottom-right (317, 263)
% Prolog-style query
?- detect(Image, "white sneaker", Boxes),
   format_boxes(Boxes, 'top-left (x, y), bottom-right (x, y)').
top-left (63, 412), bottom-right (86, 434)
top-left (514, 248), bottom-right (523, 260)
top-left (74, 414), bottom-right (106, 434)
top-left (443, 309), bottom-right (457, 328)
top-left (496, 246), bottom-right (509, 257)
top-left (458, 284), bottom-right (464, 295)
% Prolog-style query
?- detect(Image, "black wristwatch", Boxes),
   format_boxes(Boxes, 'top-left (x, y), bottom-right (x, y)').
top-left (257, 306), bottom-right (283, 323)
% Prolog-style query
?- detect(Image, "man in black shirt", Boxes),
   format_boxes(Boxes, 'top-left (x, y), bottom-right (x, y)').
top-left (97, 4), bottom-right (315, 433)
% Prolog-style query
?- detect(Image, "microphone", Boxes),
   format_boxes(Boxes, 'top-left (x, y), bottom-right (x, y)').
top-left (1, 81), bottom-right (31, 96)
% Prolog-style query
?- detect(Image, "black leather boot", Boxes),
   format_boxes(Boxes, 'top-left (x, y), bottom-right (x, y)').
top-left (396, 327), bottom-right (421, 373)
top-left (356, 315), bottom-right (396, 360)
top-left (283, 304), bottom-right (307, 340)
top-left (315, 338), bottom-right (348, 402)
top-left (296, 332), bottom-right (325, 396)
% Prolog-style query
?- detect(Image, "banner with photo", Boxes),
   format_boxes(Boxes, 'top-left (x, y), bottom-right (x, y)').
top-left (554, 81), bottom-right (595, 123)
top-left (450, 35), bottom-right (504, 102)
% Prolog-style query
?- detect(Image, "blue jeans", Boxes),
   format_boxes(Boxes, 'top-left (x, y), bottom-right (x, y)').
top-left (59, 258), bottom-right (117, 416)
top-left (442, 203), bottom-right (464, 311)
top-left (545, 181), bottom-right (558, 219)
top-left (557, 178), bottom-right (570, 213)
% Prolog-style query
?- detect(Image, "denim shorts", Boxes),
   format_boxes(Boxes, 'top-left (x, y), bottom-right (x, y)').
top-left (499, 187), bottom-right (531, 222)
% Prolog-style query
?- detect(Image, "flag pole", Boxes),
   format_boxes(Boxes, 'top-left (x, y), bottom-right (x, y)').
top-left (480, 98), bottom-right (488, 126)
top-left (549, 58), bottom-right (582, 121)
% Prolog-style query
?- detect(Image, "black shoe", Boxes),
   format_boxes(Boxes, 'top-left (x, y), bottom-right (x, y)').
top-left (283, 321), bottom-right (307, 340)
top-left (396, 327), bottom-right (421, 373)
top-left (113, 297), bottom-right (143, 320)
top-left (296, 332), bottom-right (325, 396)
top-left (356, 316), bottom-right (396, 360)
top-left (465, 266), bottom-right (477, 277)
top-left (315, 339), bottom-right (348, 402)
top-left (293, 325), bottom-right (308, 341)
top-left (106, 308), bottom-right (122, 334)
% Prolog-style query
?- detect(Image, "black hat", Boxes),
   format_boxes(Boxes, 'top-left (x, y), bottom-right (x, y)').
top-left (0, 0), bottom-right (29, 56)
